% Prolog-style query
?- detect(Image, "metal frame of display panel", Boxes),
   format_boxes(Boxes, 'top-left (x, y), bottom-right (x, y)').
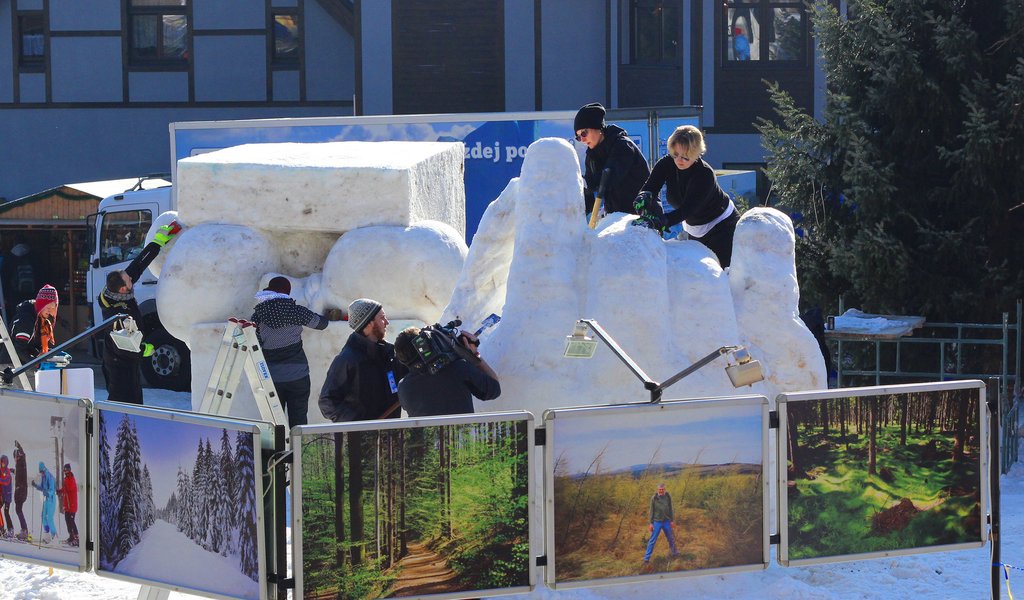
top-left (777, 380), bottom-right (989, 567)
top-left (542, 395), bottom-right (772, 590)
top-left (0, 387), bottom-right (90, 571)
top-left (292, 410), bottom-right (536, 600)
top-left (91, 401), bottom-right (273, 600)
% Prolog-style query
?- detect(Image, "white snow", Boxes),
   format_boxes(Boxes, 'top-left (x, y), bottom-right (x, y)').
top-left (176, 141), bottom-right (466, 236)
top-left (110, 519), bottom-right (258, 600)
top-left (444, 138), bottom-right (824, 415)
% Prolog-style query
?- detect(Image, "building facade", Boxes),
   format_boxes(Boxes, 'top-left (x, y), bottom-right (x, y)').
top-left (1, 0), bottom-right (831, 203)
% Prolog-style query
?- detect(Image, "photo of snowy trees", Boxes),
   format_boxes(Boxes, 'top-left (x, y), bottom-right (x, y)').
top-left (96, 407), bottom-right (263, 600)
top-left (0, 390), bottom-right (85, 568)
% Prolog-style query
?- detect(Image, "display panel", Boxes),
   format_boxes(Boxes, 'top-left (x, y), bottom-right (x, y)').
top-left (779, 381), bottom-right (987, 566)
top-left (544, 397), bottom-right (770, 588)
top-left (294, 412), bottom-right (534, 600)
top-left (0, 388), bottom-right (88, 571)
top-left (93, 402), bottom-right (268, 600)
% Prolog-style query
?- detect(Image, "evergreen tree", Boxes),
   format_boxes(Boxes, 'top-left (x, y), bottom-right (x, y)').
top-left (203, 439), bottom-right (215, 550)
top-left (191, 439), bottom-right (209, 548)
top-left (141, 464), bottom-right (156, 529)
top-left (219, 428), bottom-right (237, 551)
top-left (98, 413), bottom-right (116, 565)
top-left (208, 445), bottom-right (227, 555)
top-left (757, 0), bottom-right (1024, 321)
top-left (110, 415), bottom-right (144, 566)
top-left (175, 467), bottom-right (193, 538)
top-left (235, 430), bottom-right (259, 581)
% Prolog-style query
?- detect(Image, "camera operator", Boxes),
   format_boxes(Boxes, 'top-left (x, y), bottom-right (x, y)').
top-left (393, 325), bottom-right (500, 417)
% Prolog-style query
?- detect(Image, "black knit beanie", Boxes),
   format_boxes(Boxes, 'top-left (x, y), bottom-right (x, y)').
top-left (574, 103), bottom-right (606, 132)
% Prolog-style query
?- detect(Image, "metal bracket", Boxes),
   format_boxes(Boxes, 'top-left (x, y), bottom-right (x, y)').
top-left (535, 555), bottom-right (548, 567)
top-left (534, 428), bottom-right (546, 446)
top-left (769, 410), bottom-right (779, 429)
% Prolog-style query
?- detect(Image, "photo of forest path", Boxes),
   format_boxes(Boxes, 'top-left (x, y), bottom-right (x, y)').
top-left (551, 406), bottom-right (764, 583)
top-left (300, 420), bottom-right (530, 600)
top-left (786, 388), bottom-right (983, 561)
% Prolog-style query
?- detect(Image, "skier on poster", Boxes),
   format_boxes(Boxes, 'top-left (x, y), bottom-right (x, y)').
top-left (0, 455), bottom-right (10, 537)
top-left (13, 442), bottom-right (29, 540)
top-left (643, 483), bottom-right (679, 563)
top-left (31, 461), bottom-right (57, 544)
top-left (61, 464), bottom-right (78, 547)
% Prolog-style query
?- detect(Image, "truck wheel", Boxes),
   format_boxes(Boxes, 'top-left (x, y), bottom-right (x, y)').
top-left (141, 330), bottom-right (191, 392)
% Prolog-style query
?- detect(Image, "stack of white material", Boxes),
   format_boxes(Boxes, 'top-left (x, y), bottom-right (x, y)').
top-left (176, 141), bottom-right (465, 236)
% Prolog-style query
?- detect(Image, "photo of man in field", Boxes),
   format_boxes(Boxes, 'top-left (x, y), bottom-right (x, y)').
top-left (549, 399), bottom-right (767, 584)
top-left (784, 386), bottom-right (983, 563)
top-left (643, 483), bottom-right (679, 563)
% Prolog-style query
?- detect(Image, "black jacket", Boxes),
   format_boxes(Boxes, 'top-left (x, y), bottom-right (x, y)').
top-left (583, 125), bottom-right (651, 216)
top-left (251, 294), bottom-right (329, 383)
top-left (319, 332), bottom-right (408, 422)
top-left (398, 358), bottom-right (501, 417)
top-left (97, 239), bottom-right (164, 362)
top-left (641, 156), bottom-right (731, 227)
top-left (10, 300), bottom-right (46, 364)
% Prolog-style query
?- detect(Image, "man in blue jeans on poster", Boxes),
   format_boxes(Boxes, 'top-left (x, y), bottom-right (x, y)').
top-left (644, 483), bottom-right (679, 563)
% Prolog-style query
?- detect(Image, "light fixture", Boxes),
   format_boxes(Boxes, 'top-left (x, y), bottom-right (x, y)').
top-left (564, 322), bottom-right (599, 358)
top-left (564, 319), bottom-right (765, 403)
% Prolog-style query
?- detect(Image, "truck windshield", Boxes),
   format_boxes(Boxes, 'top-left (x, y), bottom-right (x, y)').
top-left (99, 209), bottom-right (153, 267)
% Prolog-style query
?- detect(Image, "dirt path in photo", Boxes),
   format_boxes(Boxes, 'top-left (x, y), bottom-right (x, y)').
top-left (388, 541), bottom-right (459, 597)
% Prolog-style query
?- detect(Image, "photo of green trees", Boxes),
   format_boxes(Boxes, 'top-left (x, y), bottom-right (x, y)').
top-left (785, 387), bottom-right (983, 562)
top-left (549, 401), bottom-right (766, 584)
top-left (299, 419), bottom-right (531, 599)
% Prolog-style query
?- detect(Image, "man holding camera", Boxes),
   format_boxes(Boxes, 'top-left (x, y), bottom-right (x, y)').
top-left (319, 298), bottom-right (407, 422)
top-left (393, 325), bottom-right (501, 417)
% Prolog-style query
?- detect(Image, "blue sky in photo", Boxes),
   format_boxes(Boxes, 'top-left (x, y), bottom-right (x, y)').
top-left (554, 404), bottom-right (763, 475)
top-left (101, 411), bottom-right (254, 508)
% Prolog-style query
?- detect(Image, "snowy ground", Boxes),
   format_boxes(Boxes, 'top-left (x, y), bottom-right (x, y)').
top-left (2, 386), bottom-right (1020, 599)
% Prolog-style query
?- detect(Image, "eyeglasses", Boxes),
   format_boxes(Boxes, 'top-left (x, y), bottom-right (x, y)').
top-left (669, 151), bottom-right (696, 161)
top-left (575, 129), bottom-right (591, 142)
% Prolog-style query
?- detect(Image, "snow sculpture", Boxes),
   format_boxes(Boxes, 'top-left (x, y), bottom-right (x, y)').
top-left (152, 141), bottom-right (468, 420)
top-left (443, 137), bottom-right (825, 414)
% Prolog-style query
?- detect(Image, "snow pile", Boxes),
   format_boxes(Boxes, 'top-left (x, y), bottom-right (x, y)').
top-left (444, 137), bottom-right (826, 414)
top-left (176, 141), bottom-right (465, 236)
top-left (153, 142), bottom-right (469, 415)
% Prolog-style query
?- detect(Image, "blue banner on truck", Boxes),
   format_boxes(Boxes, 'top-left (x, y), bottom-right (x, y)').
top-left (170, 110), bottom-right (700, 243)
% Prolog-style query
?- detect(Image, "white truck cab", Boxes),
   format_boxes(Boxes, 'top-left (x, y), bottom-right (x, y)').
top-left (87, 179), bottom-right (191, 391)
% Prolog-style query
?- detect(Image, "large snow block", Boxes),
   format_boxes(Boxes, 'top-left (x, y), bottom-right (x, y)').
top-left (176, 141), bottom-right (466, 236)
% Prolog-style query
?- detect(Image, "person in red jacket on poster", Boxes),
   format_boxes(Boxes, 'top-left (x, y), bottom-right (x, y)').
top-left (61, 464), bottom-right (78, 547)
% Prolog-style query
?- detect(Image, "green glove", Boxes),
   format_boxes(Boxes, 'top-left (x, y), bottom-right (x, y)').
top-left (142, 343), bottom-right (155, 357)
top-left (153, 221), bottom-right (182, 247)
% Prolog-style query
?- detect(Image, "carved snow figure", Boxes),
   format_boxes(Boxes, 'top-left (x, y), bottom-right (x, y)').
top-left (443, 137), bottom-right (825, 413)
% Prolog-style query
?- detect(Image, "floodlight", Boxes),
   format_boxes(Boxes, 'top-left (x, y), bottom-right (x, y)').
top-left (564, 322), bottom-right (599, 358)
top-left (724, 347), bottom-right (764, 388)
top-left (563, 319), bottom-right (764, 403)
top-left (110, 316), bottom-right (144, 353)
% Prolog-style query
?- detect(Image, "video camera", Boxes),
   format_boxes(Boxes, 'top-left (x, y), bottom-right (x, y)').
top-left (409, 319), bottom-right (479, 375)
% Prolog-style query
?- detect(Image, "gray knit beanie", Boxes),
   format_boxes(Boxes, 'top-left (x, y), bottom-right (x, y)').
top-left (348, 298), bottom-right (382, 332)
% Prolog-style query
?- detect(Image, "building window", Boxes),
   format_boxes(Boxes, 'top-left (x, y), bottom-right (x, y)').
top-left (271, 10), bottom-right (299, 67)
top-left (725, 1), bottom-right (806, 64)
top-left (630, 0), bottom-right (679, 65)
top-left (17, 12), bottom-right (45, 70)
top-left (128, 0), bottom-right (189, 66)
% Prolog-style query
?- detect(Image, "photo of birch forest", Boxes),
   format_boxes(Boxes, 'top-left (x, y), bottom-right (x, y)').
top-left (300, 419), bottom-right (530, 599)
top-left (785, 387), bottom-right (983, 561)
top-left (550, 402), bottom-right (766, 583)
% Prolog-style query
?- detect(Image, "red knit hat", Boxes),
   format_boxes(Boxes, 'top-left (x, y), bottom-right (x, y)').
top-left (35, 284), bottom-right (58, 314)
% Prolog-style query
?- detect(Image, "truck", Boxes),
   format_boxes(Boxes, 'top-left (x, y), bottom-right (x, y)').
top-left (87, 107), bottom-right (751, 391)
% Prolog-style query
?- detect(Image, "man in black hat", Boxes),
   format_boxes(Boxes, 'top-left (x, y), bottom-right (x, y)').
top-left (574, 102), bottom-right (651, 220)
top-left (251, 276), bottom-right (335, 427)
top-left (318, 298), bottom-right (407, 422)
